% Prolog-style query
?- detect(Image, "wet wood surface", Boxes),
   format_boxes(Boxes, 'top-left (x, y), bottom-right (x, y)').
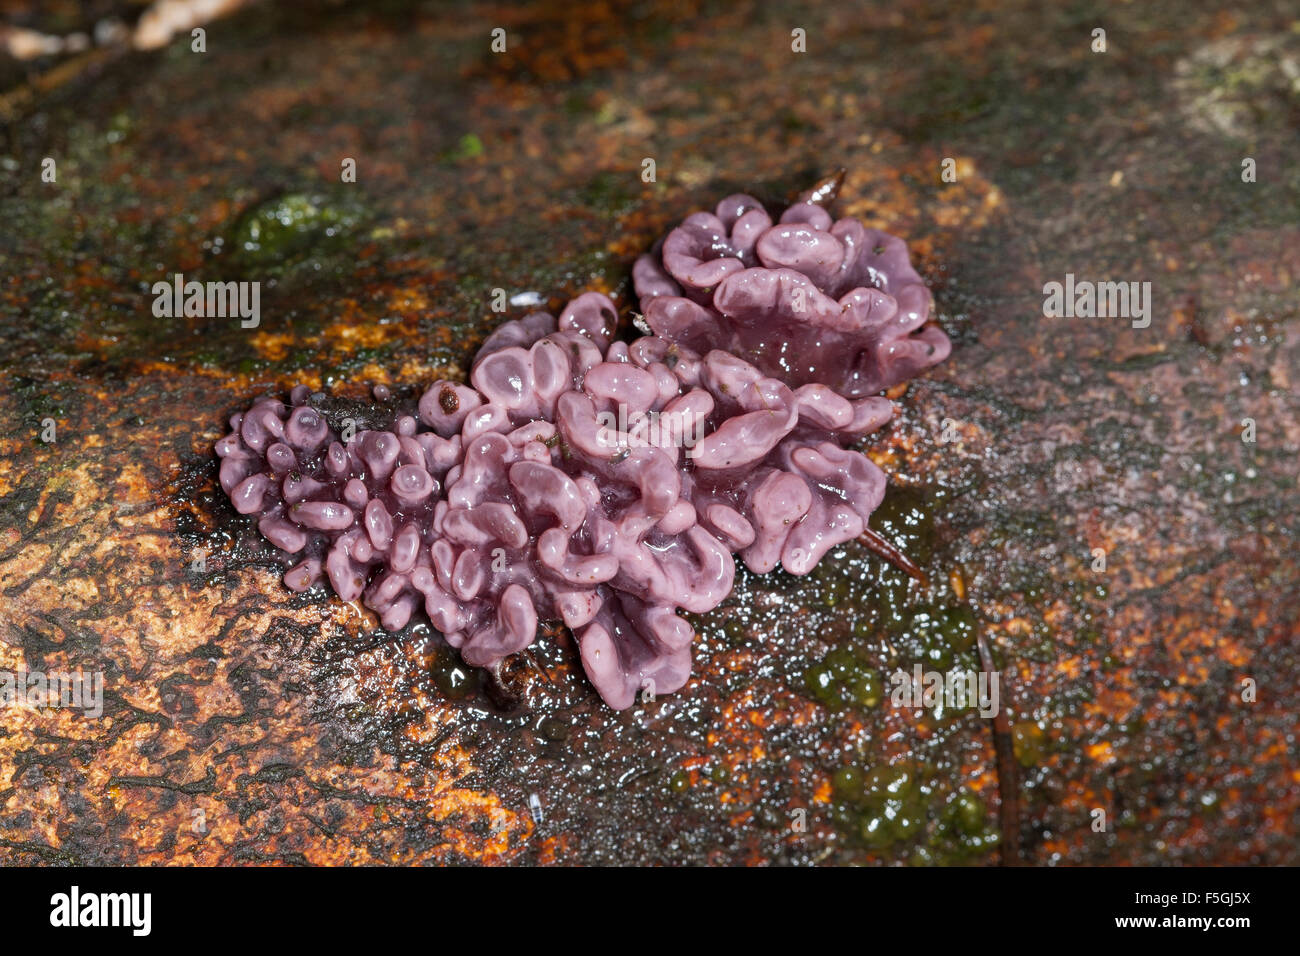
top-left (0, 0), bottom-right (1296, 864)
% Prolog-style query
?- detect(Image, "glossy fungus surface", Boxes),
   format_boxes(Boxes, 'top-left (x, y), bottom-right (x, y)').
top-left (216, 194), bottom-right (951, 708)
top-left (633, 192), bottom-right (950, 398)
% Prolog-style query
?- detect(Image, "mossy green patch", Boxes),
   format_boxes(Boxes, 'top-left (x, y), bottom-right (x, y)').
top-left (230, 192), bottom-right (365, 272)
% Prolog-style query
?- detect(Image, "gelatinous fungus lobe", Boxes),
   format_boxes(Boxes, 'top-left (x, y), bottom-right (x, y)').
top-left (634, 192), bottom-right (950, 398)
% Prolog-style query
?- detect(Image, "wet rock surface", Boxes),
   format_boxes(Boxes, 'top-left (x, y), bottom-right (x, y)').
top-left (0, 0), bottom-right (1296, 864)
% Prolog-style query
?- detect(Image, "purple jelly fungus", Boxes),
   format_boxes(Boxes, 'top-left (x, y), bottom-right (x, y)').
top-left (215, 193), bottom-right (951, 709)
top-left (634, 192), bottom-right (950, 399)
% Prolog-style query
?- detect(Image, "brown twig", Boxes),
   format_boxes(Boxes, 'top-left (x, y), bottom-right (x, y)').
top-left (858, 526), bottom-right (929, 586)
top-left (976, 624), bottom-right (1022, 865)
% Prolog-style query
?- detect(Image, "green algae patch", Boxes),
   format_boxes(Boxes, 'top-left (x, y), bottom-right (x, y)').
top-left (828, 759), bottom-right (999, 861)
top-left (230, 192), bottom-right (366, 271)
top-left (804, 645), bottom-right (883, 712)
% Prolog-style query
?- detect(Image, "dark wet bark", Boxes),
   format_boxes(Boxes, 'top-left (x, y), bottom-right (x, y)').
top-left (0, 0), bottom-right (1296, 865)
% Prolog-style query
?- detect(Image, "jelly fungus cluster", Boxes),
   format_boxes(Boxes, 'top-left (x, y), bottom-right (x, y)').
top-left (215, 186), bottom-right (950, 708)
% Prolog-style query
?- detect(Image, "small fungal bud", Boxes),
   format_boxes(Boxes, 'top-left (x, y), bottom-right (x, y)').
top-left (325, 441), bottom-right (349, 478)
top-left (391, 464), bottom-right (436, 503)
top-left (359, 431), bottom-right (400, 480)
top-left (285, 406), bottom-right (329, 452)
top-left (284, 558), bottom-right (322, 591)
top-left (265, 442), bottom-right (297, 475)
top-left (390, 523), bottom-right (421, 574)
top-left (364, 499), bottom-right (394, 550)
top-left (343, 478), bottom-right (369, 509)
top-left (283, 472), bottom-right (327, 504)
top-left (230, 474), bottom-right (272, 514)
top-left (291, 500), bottom-right (355, 531)
top-left (259, 515), bottom-right (308, 554)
